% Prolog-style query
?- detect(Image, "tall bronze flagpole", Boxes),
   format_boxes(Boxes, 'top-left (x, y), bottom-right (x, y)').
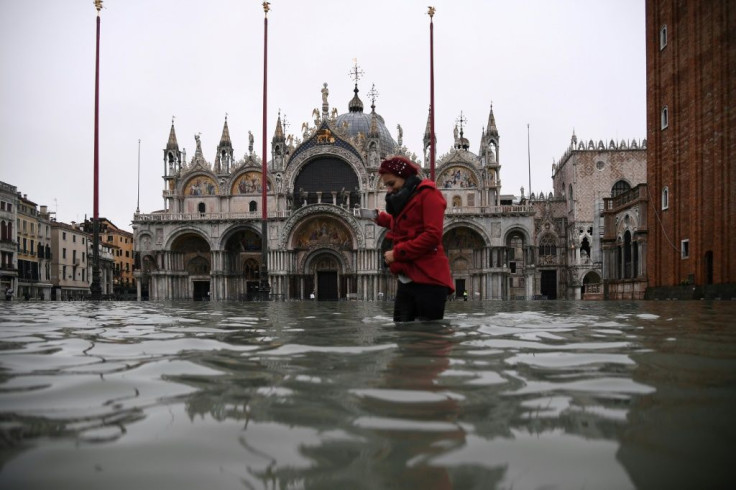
top-left (428, 7), bottom-right (436, 181)
top-left (90, 0), bottom-right (103, 300)
top-left (260, 2), bottom-right (271, 299)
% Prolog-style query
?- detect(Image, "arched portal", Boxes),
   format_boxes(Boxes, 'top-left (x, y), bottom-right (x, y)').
top-left (289, 216), bottom-right (355, 300)
top-left (171, 233), bottom-right (211, 300)
top-left (444, 226), bottom-right (485, 299)
top-left (223, 228), bottom-right (263, 300)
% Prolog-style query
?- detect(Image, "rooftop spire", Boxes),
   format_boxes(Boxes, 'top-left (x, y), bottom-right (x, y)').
top-left (218, 114), bottom-right (232, 148)
top-left (486, 102), bottom-right (498, 137)
top-left (274, 109), bottom-right (284, 139)
top-left (166, 116), bottom-right (179, 151)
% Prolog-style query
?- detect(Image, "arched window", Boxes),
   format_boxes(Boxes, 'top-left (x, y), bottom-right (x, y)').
top-left (249, 200), bottom-right (257, 212)
top-left (197, 202), bottom-right (206, 213)
top-left (507, 233), bottom-right (525, 272)
top-left (538, 234), bottom-right (557, 256)
top-left (661, 106), bottom-right (669, 129)
top-left (581, 237), bottom-right (591, 261)
top-left (661, 186), bottom-right (669, 210)
top-left (623, 231), bottom-right (632, 278)
top-left (660, 24), bottom-right (668, 50)
top-left (611, 180), bottom-right (631, 198)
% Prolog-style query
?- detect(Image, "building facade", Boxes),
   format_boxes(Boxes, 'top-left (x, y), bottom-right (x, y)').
top-left (87, 218), bottom-right (136, 297)
top-left (645, 0), bottom-right (735, 298)
top-left (133, 82), bottom-right (544, 301)
top-left (546, 132), bottom-right (647, 299)
top-left (50, 221), bottom-right (91, 300)
top-left (0, 181), bottom-right (18, 298)
top-left (16, 194), bottom-right (53, 300)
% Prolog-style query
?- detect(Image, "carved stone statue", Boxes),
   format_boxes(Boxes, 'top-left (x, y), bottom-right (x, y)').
top-left (340, 187), bottom-right (349, 205)
top-left (248, 131), bottom-right (254, 153)
top-left (321, 83), bottom-right (329, 105)
top-left (397, 124), bottom-right (403, 147)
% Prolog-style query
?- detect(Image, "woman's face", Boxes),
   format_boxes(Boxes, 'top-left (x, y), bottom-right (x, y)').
top-left (380, 173), bottom-right (406, 194)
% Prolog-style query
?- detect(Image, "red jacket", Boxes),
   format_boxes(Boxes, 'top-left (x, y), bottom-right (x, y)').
top-left (376, 179), bottom-right (455, 292)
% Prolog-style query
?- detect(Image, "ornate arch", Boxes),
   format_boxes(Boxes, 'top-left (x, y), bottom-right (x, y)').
top-left (443, 221), bottom-right (491, 246)
top-left (164, 226), bottom-right (214, 250)
top-left (300, 247), bottom-right (351, 274)
top-left (281, 204), bottom-right (364, 249)
top-left (229, 170), bottom-right (272, 195)
top-left (503, 225), bottom-right (532, 244)
top-left (181, 172), bottom-right (220, 196)
top-left (284, 146), bottom-right (368, 192)
top-left (436, 163), bottom-right (480, 190)
top-left (218, 223), bottom-right (263, 250)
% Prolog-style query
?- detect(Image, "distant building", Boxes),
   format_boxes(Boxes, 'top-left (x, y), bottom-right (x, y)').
top-left (530, 133), bottom-right (647, 300)
top-left (50, 221), bottom-right (90, 300)
top-left (16, 194), bottom-right (53, 300)
top-left (87, 218), bottom-right (136, 297)
top-left (0, 181), bottom-right (18, 297)
top-left (645, 0), bottom-right (735, 298)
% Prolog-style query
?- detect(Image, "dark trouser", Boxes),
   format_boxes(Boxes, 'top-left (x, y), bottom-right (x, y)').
top-left (393, 281), bottom-right (449, 322)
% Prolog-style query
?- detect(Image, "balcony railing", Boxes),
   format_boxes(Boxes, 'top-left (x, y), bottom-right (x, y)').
top-left (135, 204), bottom-right (536, 222)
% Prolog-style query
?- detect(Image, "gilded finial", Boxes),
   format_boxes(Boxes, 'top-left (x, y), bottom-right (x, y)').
top-left (263, 2), bottom-right (270, 15)
top-left (94, 0), bottom-right (103, 14)
top-left (427, 6), bottom-right (435, 18)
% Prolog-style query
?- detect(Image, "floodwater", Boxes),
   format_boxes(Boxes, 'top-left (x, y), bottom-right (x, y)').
top-left (0, 300), bottom-right (734, 490)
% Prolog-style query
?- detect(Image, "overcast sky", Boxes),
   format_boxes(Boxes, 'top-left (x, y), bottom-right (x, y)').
top-left (1, 0), bottom-right (646, 232)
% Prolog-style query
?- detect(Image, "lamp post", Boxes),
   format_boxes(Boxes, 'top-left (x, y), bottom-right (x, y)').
top-left (90, 0), bottom-right (103, 300)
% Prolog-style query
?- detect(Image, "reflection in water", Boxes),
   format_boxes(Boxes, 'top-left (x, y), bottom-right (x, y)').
top-left (0, 301), bottom-right (734, 489)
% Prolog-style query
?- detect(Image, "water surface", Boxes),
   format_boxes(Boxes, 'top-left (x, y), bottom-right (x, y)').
top-left (1, 300), bottom-right (734, 489)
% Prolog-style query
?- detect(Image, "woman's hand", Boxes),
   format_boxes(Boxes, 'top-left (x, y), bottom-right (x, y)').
top-left (384, 250), bottom-right (395, 264)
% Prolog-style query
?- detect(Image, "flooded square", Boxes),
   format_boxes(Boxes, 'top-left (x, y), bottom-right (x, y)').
top-left (1, 300), bottom-right (734, 489)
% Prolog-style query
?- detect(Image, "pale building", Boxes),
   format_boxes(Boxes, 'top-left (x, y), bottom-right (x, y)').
top-left (549, 132), bottom-right (647, 299)
top-left (50, 221), bottom-right (91, 300)
top-left (16, 194), bottom-right (53, 300)
top-left (0, 181), bottom-right (18, 298)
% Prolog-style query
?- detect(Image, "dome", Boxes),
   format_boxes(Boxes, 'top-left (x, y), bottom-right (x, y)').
top-left (335, 86), bottom-right (397, 155)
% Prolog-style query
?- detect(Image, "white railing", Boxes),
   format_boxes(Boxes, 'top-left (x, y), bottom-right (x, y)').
top-left (134, 211), bottom-right (291, 222)
top-left (448, 205), bottom-right (535, 215)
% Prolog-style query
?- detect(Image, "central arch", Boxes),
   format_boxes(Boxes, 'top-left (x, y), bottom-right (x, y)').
top-left (292, 157), bottom-right (360, 208)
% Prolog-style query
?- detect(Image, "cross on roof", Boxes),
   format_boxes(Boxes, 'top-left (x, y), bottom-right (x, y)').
top-left (349, 59), bottom-right (364, 86)
top-left (367, 84), bottom-right (379, 106)
top-left (456, 111), bottom-right (468, 136)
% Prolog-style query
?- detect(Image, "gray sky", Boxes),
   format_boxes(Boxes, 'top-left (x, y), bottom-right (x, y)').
top-left (1, 0), bottom-right (646, 232)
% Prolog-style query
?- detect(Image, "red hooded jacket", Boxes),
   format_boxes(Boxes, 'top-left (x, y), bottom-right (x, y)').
top-left (376, 179), bottom-right (455, 293)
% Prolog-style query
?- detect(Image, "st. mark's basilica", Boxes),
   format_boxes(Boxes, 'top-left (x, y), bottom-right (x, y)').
top-left (132, 72), bottom-right (618, 302)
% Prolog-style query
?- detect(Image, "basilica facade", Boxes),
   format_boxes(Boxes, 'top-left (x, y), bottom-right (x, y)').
top-left (132, 82), bottom-right (542, 301)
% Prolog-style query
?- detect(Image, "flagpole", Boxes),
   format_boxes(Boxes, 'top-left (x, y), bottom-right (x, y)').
top-left (428, 7), bottom-right (436, 181)
top-left (527, 123), bottom-right (532, 199)
top-left (260, 1), bottom-right (271, 300)
top-left (90, 0), bottom-right (103, 300)
top-left (136, 139), bottom-right (141, 214)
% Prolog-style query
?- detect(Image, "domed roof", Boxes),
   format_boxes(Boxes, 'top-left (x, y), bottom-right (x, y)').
top-left (335, 85), bottom-right (397, 155)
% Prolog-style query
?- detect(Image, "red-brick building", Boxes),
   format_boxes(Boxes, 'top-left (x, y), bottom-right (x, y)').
top-left (645, 0), bottom-right (735, 298)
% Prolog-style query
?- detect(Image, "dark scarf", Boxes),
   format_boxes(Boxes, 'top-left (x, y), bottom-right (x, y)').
top-left (385, 175), bottom-right (421, 217)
